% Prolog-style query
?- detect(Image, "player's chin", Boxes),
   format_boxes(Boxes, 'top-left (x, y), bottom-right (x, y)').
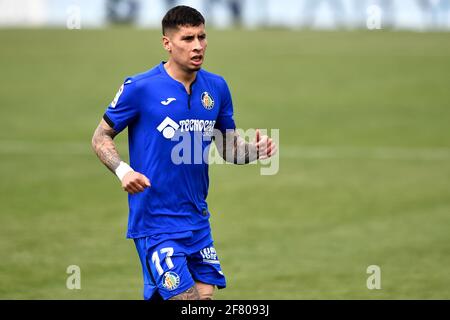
top-left (189, 63), bottom-right (202, 72)
top-left (189, 59), bottom-right (203, 71)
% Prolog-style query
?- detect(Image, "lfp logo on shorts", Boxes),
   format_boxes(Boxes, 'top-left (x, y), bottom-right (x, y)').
top-left (201, 92), bottom-right (214, 110)
top-left (162, 271), bottom-right (180, 291)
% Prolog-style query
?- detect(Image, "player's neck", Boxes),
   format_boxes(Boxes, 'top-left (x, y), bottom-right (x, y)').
top-left (164, 60), bottom-right (197, 93)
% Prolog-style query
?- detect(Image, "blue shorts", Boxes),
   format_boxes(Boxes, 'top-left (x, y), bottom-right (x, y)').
top-left (133, 227), bottom-right (226, 300)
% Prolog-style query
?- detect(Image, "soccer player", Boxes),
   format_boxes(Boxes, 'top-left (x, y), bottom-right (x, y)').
top-left (91, 5), bottom-right (277, 300)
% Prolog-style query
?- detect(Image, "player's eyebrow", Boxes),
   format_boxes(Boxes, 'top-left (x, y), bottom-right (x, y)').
top-left (181, 33), bottom-right (206, 40)
top-left (181, 34), bottom-right (195, 40)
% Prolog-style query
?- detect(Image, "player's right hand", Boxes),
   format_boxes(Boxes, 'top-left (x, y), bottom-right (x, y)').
top-left (122, 171), bottom-right (151, 194)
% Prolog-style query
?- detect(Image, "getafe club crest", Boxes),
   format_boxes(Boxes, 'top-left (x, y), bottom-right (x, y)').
top-left (162, 271), bottom-right (180, 291)
top-left (201, 92), bottom-right (214, 110)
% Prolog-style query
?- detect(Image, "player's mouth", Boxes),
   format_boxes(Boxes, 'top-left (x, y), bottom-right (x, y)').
top-left (191, 55), bottom-right (203, 66)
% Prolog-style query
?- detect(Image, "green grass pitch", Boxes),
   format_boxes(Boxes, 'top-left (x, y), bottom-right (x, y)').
top-left (0, 28), bottom-right (449, 299)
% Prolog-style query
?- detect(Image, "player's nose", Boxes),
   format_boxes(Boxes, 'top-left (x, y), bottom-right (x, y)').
top-left (193, 38), bottom-right (203, 52)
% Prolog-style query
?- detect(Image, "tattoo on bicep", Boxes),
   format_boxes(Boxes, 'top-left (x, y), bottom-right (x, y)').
top-left (168, 286), bottom-right (200, 300)
top-left (91, 121), bottom-right (122, 173)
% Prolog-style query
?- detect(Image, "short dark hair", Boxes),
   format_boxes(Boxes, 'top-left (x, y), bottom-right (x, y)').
top-left (162, 5), bottom-right (205, 35)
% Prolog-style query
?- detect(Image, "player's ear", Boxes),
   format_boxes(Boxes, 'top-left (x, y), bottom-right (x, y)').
top-left (162, 36), bottom-right (171, 53)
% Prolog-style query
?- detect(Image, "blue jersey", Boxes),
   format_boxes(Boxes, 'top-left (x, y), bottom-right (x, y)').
top-left (104, 62), bottom-right (236, 238)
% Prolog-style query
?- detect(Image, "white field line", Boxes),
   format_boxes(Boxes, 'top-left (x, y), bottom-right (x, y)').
top-left (1, 140), bottom-right (450, 160)
top-left (282, 146), bottom-right (450, 161)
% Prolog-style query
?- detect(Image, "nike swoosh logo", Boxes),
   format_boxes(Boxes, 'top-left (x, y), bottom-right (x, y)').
top-left (161, 98), bottom-right (176, 106)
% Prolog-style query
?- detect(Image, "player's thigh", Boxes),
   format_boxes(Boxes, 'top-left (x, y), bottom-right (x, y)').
top-left (195, 281), bottom-right (215, 300)
top-left (168, 285), bottom-right (201, 300)
top-left (147, 240), bottom-right (197, 300)
top-left (187, 243), bottom-right (227, 293)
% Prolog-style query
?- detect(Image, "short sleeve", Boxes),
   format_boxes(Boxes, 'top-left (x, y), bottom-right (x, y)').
top-left (103, 78), bottom-right (139, 133)
top-left (214, 77), bottom-right (236, 133)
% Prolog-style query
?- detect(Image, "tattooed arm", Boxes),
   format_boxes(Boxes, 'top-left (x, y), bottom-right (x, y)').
top-left (91, 119), bottom-right (150, 194)
top-left (214, 129), bottom-right (277, 165)
top-left (91, 119), bottom-right (121, 173)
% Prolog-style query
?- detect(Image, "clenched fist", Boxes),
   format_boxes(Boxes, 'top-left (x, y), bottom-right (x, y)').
top-left (122, 171), bottom-right (151, 194)
top-left (255, 129), bottom-right (278, 160)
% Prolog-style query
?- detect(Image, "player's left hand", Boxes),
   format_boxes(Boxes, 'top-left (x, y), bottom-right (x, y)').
top-left (254, 129), bottom-right (277, 160)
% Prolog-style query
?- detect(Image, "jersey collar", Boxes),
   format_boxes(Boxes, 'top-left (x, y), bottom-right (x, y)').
top-left (159, 61), bottom-right (199, 94)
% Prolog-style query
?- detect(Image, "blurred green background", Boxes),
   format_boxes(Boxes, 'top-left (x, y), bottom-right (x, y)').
top-left (0, 28), bottom-right (449, 299)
